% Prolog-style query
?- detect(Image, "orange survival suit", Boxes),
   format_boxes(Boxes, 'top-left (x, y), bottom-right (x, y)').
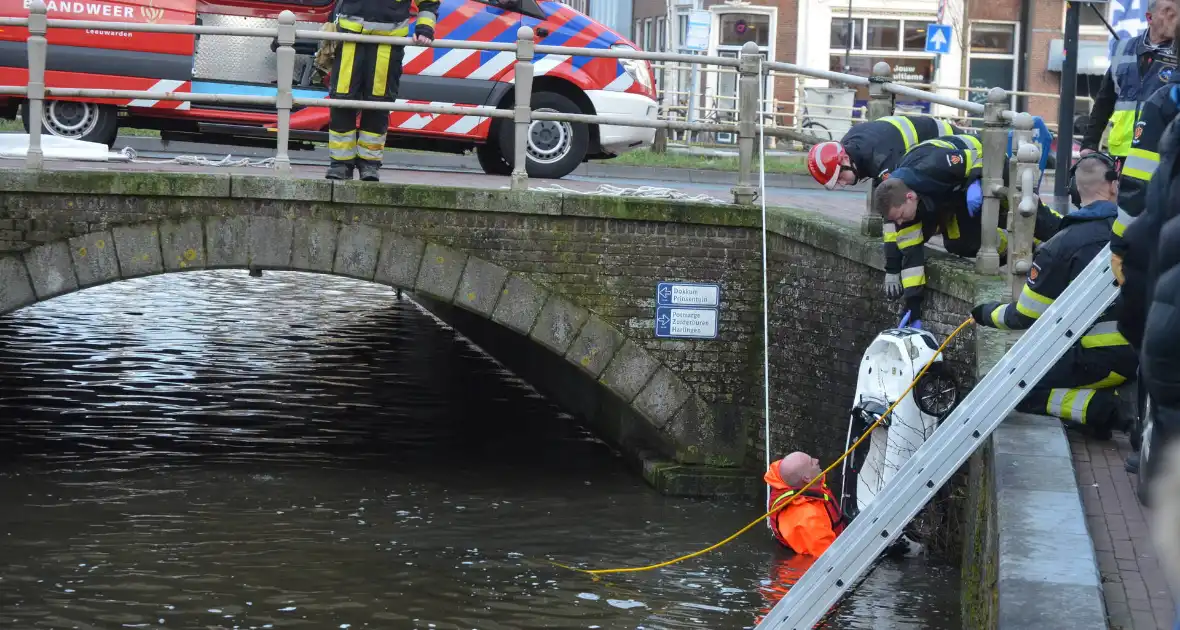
top-left (764, 459), bottom-right (848, 557)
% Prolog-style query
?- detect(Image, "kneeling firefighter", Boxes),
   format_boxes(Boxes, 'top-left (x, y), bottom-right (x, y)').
top-left (325, 0), bottom-right (439, 181)
top-left (873, 134), bottom-right (1063, 329)
top-left (972, 153), bottom-right (1138, 439)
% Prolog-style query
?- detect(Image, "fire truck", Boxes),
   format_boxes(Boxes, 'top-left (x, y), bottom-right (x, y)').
top-left (0, 0), bottom-right (657, 178)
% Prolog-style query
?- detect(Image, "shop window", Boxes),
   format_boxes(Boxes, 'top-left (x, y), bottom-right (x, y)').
top-left (831, 17), bottom-right (863, 49)
top-left (830, 55), bottom-right (933, 99)
top-left (968, 58), bottom-right (1014, 99)
top-left (865, 19), bottom-right (900, 51)
top-left (970, 23), bottom-right (1016, 54)
top-left (903, 21), bottom-right (934, 52)
top-left (719, 13), bottom-right (771, 47)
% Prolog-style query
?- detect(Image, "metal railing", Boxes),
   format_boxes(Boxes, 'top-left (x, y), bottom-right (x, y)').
top-left (650, 64), bottom-right (869, 147)
top-left (4, 1), bottom-right (1047, 294)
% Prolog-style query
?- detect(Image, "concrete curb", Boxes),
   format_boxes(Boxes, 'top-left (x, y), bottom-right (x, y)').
top-left (115, 135), bottom-right (851, 191)
top-left (973, 317), bottom-right (1106, 629)
top-left (992, 413), bottom-right (1107, 629)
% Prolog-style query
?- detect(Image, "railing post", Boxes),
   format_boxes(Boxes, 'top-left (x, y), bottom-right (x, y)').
top-left (511, 26), bottom-right (535, 191)
top-left (1008, 112), bottom-right (1041, 301)
top-left (861, 61), bottom-right (894, 237)
top-left (25, 0), bottom-right (48, 171)
top-left (732, 41), bottom-right (760, 205)
top-left (274, 10), bottom-right (297, 176)
top-left (976, 87), bottom-right (1008, 275)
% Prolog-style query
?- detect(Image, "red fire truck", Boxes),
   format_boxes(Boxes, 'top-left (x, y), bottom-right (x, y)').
top-left (0, 0), bottom-right (657, 178)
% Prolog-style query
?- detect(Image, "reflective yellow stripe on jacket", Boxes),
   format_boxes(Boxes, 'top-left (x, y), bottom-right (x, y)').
top-left (1080, 321), bottom-right (1130, 348)
top-left (883, 116), bottom-right (919, 151)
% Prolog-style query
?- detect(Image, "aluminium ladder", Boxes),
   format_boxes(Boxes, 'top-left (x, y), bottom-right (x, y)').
top-left (755, 247), bottom-right (1120, 629)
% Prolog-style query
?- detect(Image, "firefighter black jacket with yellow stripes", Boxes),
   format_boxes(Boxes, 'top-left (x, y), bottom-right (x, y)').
top-left (336, 0), bottom-right (438, 32)
top-left (1113, 71), bottom-right (1180, 258)
top-left (841, 115), bottom-right (962, 185)
top-left (976, 201), bottom-right (1128, 349)
top-left (882, 134), bottom-right (984, 319)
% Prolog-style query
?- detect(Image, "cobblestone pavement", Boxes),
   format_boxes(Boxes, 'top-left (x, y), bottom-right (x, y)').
top-left (1071, 430), bottom-right (1177, 630)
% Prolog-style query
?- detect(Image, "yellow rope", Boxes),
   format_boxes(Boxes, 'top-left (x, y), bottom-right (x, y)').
top-left (550, 317), bottom-right (975, 577)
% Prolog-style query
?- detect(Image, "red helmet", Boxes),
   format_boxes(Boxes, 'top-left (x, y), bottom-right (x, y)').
top-left (807, 141), bottom-right (848, 190)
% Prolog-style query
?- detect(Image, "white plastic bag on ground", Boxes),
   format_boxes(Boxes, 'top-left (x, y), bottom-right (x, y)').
top-left (0, 134), bottom-right (114, 161)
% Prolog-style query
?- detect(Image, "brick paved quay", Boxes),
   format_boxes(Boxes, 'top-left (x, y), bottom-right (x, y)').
top-left (1071, 431), bottom-right (1177, 630)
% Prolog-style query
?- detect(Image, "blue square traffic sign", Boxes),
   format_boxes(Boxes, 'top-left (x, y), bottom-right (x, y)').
top-left (925, 24), bottom-right (953, 55)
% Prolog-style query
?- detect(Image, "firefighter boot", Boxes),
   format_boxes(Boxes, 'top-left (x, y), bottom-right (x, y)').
top-left (357, 160), bottom-right (381, 182)
top-left (325, 161), bottom-right (355, 181)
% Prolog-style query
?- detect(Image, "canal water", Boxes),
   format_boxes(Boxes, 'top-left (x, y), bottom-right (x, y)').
top-left (0, 271), bottom-right (961, 630)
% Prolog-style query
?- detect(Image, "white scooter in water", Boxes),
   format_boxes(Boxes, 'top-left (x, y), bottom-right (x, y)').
top-left (839, 327), bottom-right (961, 558)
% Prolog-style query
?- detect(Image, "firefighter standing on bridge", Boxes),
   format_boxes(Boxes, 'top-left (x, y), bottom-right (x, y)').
top-left (325, 0), bottom-right (439, 181)
top-left (871, 134), bottom-right (1063, 329)
top-left (971, 155), bottom-right (1137, 440)
top-left (1079, 0), bottom-right (1176, 169)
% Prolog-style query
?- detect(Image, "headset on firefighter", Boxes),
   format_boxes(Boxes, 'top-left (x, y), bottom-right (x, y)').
top-left (1068, 151), bottom-right (1120, 208)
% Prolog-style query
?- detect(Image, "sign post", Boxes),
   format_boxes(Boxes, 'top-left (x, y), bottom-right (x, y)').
top-left (684, 10), bottom-right (710, 136)
top-left (1054, 0), bottom-right (1082, 212)
top-left (654, 282), bottom-right (721, 339)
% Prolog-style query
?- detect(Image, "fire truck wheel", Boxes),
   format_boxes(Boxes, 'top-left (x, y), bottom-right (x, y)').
top-left (496, 91), bottom-right (588, 179)
top-left (21, 100), bottom-right (118, 146)
top-left (476, 140), bottom-right (512, 175)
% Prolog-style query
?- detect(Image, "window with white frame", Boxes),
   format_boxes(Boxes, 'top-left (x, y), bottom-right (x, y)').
top-left (656, 16), bottom-right (667, 52)
top-left (829, 16), bottom-right (937, 101)
top-left (1075, 1), bottom-right (1114, 35)
top-left (967, 22), bottom-right (1019, 116)
top-left (643, 18), bottom-right (653, 50)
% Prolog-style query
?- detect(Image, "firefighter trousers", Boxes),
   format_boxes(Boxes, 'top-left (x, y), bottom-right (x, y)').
top-left (328, 39), bottom-right (405, 164)
top-left (1016, 344), bottom-right (1138, 427)
top-left (940, 198), bottom-right (1062, 260)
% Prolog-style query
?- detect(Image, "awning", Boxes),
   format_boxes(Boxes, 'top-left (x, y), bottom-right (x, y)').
top-left (1048, 39), bottom-right (1112, 75)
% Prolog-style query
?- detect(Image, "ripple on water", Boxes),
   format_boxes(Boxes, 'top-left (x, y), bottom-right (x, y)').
top-left (0, 271), bottom-right (961, 629)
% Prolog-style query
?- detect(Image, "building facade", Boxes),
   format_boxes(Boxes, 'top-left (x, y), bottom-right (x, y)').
top-left (631, 0), bottom-right (1120, 130)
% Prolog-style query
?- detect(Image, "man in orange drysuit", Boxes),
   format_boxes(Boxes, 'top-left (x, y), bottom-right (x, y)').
top-left (764, 451), bottom-right (847, 556)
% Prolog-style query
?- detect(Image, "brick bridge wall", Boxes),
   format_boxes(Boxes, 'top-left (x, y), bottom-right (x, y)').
top-left (0, 169), bottom-right (982, 498)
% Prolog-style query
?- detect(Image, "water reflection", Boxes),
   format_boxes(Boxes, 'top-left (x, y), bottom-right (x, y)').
top-left (0, 271), bottom-right (960, 629)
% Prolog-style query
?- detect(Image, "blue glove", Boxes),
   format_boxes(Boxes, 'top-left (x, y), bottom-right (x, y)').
top-left (898, 311), bottom-right (923, 330)
top-left (966, 180), bottom-right (982, 217)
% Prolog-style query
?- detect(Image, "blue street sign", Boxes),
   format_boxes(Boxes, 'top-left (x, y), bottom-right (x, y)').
top-left (925, 24), bottom-right (953, 55)
top-left (654, 306), bottom-right (719, 339)
top-left (656, 282), bottom-right (721, 307)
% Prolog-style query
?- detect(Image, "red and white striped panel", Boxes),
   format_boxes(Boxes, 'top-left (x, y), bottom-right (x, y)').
top-left (387, 99), bottom-right (494, 138)
top-left (125, 79), bottom-right (192, 110)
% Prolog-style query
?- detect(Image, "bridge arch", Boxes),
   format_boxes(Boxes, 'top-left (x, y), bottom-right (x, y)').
top-left (0, 216), bottom-right (715, 464)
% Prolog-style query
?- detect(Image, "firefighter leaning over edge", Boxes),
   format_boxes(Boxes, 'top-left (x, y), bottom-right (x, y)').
top-left (871, 134), bottom-right (1063, 329)
top-left (324, 0), bottom-right (440, 181)
top-left (1079, 0), bottom-right (1177, 164)
top-left (972, 155), bottom-right (1137, 440)
top-left (805, 115), bottom-right (962, 190)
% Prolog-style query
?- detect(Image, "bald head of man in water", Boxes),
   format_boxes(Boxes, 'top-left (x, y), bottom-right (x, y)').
top-left (779, 451), bottom-right (823, 488)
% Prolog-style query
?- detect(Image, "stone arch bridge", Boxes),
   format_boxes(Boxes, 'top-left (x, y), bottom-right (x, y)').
top-left (0, 168), bottom-right (982, 497)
